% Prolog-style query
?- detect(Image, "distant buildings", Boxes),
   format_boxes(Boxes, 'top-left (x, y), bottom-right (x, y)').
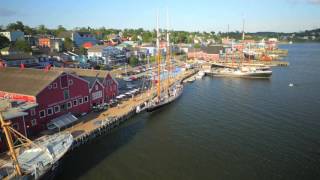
top-left (0, 31), bottom-right (25, 42)
top-left (188, 45), bottom-right (223, 61)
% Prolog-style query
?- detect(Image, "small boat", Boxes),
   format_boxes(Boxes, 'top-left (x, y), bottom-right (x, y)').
top-left (185, 76), bottom-right (196, 83)
top-left (196, 71), bottom-right (205, 79)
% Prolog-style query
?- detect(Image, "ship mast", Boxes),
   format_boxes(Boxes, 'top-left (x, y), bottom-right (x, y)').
top-left (156, 12), bottom-right (161, 98)
top-left (166, 8), bottom-right (171, 89)
top-left (0, 112), bottom-right (23, 176)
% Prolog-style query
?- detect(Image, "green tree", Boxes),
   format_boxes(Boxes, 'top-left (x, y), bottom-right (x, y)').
top-left (79, 47), bottom-right (87, 55)
top-left (13, 40), bottom-right (31, 52)
top-left (7, 21), bottom-right (25, 31)
top-left (129, 56), bottom-right (139, 66)
top-left (64, 37), bottom-right (74, 51)
top-left (24, 26), bottom-right (36, 35)
top-left (0, 35), bottom-right (10, 49)
top-left (37, 24), bottom-right (48, 34)
top-left (194, 43), bottom-right (201, 48)
top-left (54, 25), bottom-right (67, 36)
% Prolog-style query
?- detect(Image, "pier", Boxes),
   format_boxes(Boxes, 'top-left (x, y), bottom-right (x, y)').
top-left (65, 69), bottom-right (197, 151)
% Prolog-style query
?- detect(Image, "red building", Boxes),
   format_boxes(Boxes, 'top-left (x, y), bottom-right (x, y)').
top-left (0, 67), bottom-right (91, 137)
top-left (188, 46), bottom-right (223, 61)
top-left (61, 68), bottom-right (119, 106)
top-left (0, 67), bottom-right (119, 151)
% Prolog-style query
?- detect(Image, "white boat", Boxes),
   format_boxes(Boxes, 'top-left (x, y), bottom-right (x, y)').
top-left (147, 84), bottom-right (183, 112)
top-left (196, 71), bottom-right (205, 79)
top-left (0, 131), bottom-right (73, 179)
top-left (210, 66), bottom-right (272, 78)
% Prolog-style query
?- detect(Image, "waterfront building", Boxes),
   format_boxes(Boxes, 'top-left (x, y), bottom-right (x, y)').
top-left (0, 68), bottom-right (91, 140)
top-left (0, 67), bottom-right (119, 149)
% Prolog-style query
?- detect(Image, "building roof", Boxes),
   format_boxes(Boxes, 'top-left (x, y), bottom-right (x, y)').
top-left (53, 67), bottom-right (111, 87)
top-left (0, 54), bottom-right (36, 61)
top-left (201, 46), bottom-right (223, 54)
top-left (87, 45), bottom-right (107, 53)
top-left (0, 67), bottom-right (63, 96)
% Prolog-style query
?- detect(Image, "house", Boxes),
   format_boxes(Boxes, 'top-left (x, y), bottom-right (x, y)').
top-left (0, 54), bottom-right (39, 67)
top-left (38, 37), bottom-right (63, 52)
top-left (72, 32), bottom-right (97, 48)
top-left (0, 31), bottom-right (25, 42)
top-left (87, 45), bottom-right (107, 58)
top-left (0, 68), bottom-right (91, 139)
top-left (58, 68), bottom-right (119, 105)
top-left (88, 45), bottom-right (126, 65)
top-left (187, 45), bottom-right (223, 61)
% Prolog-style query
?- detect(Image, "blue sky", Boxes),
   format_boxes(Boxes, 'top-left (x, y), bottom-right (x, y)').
top-left (0, 0), bottom-right (319, 32)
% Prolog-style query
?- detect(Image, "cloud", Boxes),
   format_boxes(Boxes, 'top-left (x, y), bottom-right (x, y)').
top-left (0, 8), bottom-right (17, 17)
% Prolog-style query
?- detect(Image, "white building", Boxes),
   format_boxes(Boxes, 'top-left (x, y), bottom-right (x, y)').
top-left (0, 31), bottom-right (25, 42)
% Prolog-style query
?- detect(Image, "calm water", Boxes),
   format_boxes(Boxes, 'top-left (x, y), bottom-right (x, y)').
top-left (57, 43), bottom-right (320, 180)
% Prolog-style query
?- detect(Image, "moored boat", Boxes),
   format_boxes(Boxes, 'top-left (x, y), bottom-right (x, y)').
top-left (210, 66), bottom-right (272, 78)
top-left (0, 112), bottom-right (73, 180)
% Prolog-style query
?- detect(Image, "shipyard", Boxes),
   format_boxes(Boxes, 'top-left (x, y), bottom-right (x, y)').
top-left (1, 1), bottom-right (320, 180)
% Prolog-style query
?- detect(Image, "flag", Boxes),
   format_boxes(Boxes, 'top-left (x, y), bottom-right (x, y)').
top-left (20, 63), bottom-right (25, 70)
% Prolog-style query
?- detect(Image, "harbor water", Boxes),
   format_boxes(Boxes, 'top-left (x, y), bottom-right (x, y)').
top-left (57, 43), bottom-right (320, 180)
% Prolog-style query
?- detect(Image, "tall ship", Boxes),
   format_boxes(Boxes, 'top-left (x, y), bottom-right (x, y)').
top-left (0, 110), bottom-right (73, 179)
top-left (146, 11), bottom-right (184, 112)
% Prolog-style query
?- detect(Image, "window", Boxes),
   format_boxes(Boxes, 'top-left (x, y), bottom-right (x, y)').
top-left (47, 107), bottom-right (53, 116)
top-left (69, 79), bottom-right (73, 85)
top-left (67, 101), bottom-right (72, 109)
top-left (95, 85), bottom-right (99, 91)
top-left (60, 103), bottom-right (67, 111)
top-left (78, 98), bottom-right (83, 104)
top-left (63, 89), bottom-right (70, 100)
top-left (30, 108), bottom-right (36, 116)
top-left (84, 96), bottom-right (89, 103)
top-left (48, 85), bottom-right (52, 90)
top-left (39, 110), bottom-right (46, 118)
top-left (12, 123), bottom-right (19, 130)
top-left (31, 119), bottom-right (37, 126)
top-left (53, 83), bottom-right (57, 89)
top-left (73, 99), bottom-right (78, 106)
top-left (92, 91), bottom-right (102, 100)
top-left (54, 105), bottom-right (60, 113)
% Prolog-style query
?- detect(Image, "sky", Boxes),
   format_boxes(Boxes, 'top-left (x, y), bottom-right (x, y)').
top-left (0, 0), bottom-right (320, 33)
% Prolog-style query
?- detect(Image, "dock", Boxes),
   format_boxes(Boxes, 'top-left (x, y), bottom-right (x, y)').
top-left (65, 69), bottom-right (197, 151)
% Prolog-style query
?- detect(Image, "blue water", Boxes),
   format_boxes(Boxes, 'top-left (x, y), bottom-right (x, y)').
top-left (57, 43), bottom-right (320, 180)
